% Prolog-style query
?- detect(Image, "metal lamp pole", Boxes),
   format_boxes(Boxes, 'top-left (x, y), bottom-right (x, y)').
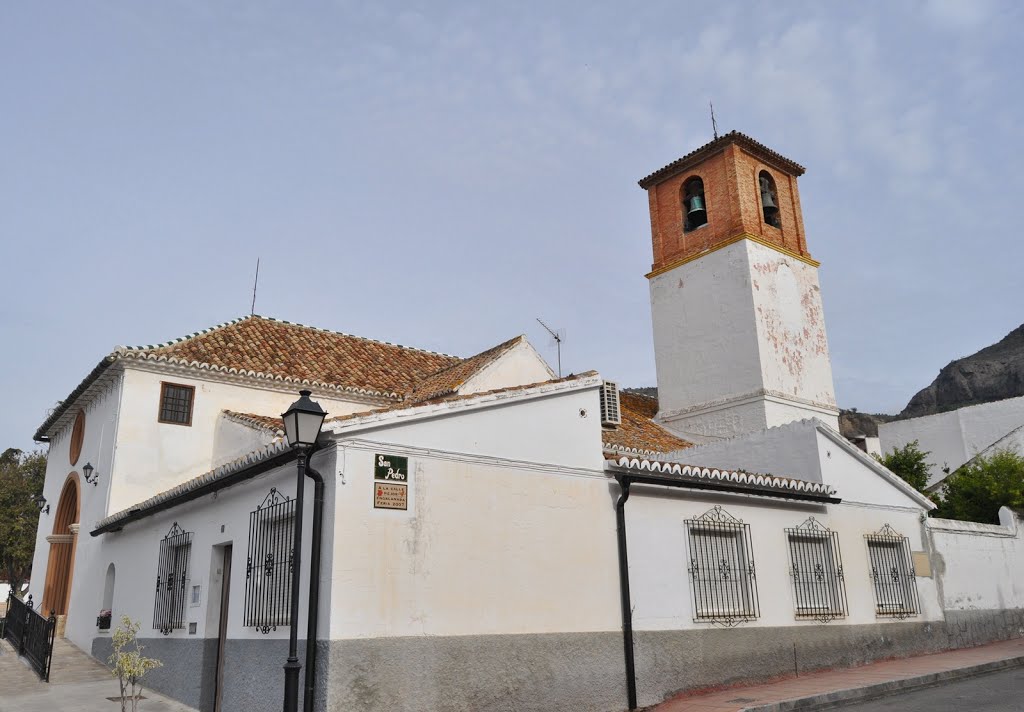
top-left (280, 390), bottom-right (327, 712)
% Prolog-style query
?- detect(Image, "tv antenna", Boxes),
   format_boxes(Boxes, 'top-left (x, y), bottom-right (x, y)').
top-left (250, 257), bottom-right (260, 316)
top-left (710, 101), bottom-right (719, 140)
top-left (536, 317), bottom-right (565, 378)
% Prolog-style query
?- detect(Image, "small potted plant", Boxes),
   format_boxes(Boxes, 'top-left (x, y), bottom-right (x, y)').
top-left (97, 609), bottom-right (112, 631)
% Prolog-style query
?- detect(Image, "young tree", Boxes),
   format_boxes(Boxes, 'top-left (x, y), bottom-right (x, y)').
top-left (109, 616), bottom-right (163, 712)
top-left (935, 450), bottom-right (1024, 524)
top-left (878, 440), bottom-right (932, 494)
top-left (0, 448), bottom-right (46, 596)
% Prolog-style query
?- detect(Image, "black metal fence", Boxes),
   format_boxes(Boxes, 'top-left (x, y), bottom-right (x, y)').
top-left (786, 517), bottom-right (849, 623)
top-left (153, 522), bottom-right (193, 635)
top-left (866, 524), bottom-right (920, 618)
top-left (3, 593), bottom-right (56, 682)
top-left (685, 506), bottom-right (760, 627)
top-left (245, 488), bottom-right (296, 634)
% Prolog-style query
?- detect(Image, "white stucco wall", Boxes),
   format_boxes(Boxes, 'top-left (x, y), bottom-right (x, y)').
top-left (672, 419), bottom-right (824, 482)
top-left (650, 239), bottom-right (838, 441)
top-left (458, 339), bottom-right (554, 395)
top-left (328, 386), bottom-right (620, 639)
top-left (928, 508), bottom-right (1024, 612)
top-left (880, 395), bottom-right (1024, 486)
top-left (108, 365), bottom-right (374, 514)
top-left (626, 490), bottom-right (942, 631)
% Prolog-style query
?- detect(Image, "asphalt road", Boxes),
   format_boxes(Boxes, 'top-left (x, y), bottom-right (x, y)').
top-left (830, 666), bottom-right (1024, 711)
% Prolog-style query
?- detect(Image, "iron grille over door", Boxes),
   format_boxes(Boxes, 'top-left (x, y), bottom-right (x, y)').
top-left (153, 522), bottom-right (192, 635)
top-left (685, 506), bottom-right (760, 627)
top-left (785, 517), bottom-right (848, 622)
top-left (244, 488), bottom-right (296, 634)
top-left (866, 524), bottom-right (920, 618)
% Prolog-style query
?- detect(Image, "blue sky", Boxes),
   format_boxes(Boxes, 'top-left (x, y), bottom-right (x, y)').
top-left (2, 1), bottom-right (1022, 452)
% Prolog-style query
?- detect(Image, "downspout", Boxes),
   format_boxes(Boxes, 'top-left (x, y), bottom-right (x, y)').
top-left (615, 476), bottom-right (637, 710)
top-left (303, 459), bottom-right (325, 712)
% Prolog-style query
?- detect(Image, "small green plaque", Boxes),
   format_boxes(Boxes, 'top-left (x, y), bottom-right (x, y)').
top-left (374, 454), bottom-right (409, 482)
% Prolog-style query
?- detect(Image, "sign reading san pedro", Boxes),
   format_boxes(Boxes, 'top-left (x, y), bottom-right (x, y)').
top-left (374, 453), bottom-right (409, 482)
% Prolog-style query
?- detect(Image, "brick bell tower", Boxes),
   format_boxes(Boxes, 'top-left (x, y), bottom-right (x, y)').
top-left (639, 131), bottom-right (839, 441)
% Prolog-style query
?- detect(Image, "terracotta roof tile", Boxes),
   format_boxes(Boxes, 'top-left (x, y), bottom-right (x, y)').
top-left (407, 335), bottom-right (526, 402)
top-left (122, 315), bottom-right (461, 397)
top-left (223, 410), bottom-right (285, 435)
top-left (603, 391), bottom-right (692, 456)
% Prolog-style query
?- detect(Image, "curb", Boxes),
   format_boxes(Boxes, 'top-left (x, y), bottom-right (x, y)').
top-left (740, 655), bottom-right (1024, 711)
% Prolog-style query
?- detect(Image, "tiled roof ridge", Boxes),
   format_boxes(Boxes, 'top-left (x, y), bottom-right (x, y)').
top-left (406, 334), bottom-right (526, 402)
top-left (638, 130), bottom-right (806, 188)
top-left (222, 410), bottom-right (285, 436)
top-left (607, 454), bottom-right (836, 496)
top-left (118, 314), bottom-right (460, 360)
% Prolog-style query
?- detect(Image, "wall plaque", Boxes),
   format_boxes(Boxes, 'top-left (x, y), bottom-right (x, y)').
top-left (374, 482), bottom-right (408, 510)
top-left (374, 454), bottom-right (409, 482)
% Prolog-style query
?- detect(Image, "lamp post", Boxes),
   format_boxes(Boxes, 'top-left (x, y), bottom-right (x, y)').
top-left (280, 390), bottom-right (327, 712)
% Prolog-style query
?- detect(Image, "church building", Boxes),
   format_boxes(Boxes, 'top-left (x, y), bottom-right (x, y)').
top-left (26, 132), bottom-right (1024, 712)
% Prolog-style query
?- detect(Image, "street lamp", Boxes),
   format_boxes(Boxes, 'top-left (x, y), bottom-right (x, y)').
top-left (34, 494), bottom-right (49, 515)
top-left (280, 390), bottom-right (327, 712)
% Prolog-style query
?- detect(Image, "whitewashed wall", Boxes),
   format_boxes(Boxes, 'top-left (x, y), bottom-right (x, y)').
top-left (108, 365), bottom-right (373, 514)
top-left (458, 339), bottom-right (554, 394)
top-left (650, 239), bottom-right (838, 441)
top-left (28, 373), bottom-right (123, 610)
top-left (68, 449), bottom-right (333, 650)
top-left (928, 508), bottom-right (1024, 612)
top-left (327, 385), bottom-right (620, 639)
top-left (880, 395), bottom-right (1024, 486)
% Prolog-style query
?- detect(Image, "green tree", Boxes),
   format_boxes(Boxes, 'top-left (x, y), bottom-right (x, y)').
top-left (935, 450), bottom-right (1024, 524)
top-left (0, 448), bottom-right (47, 596)
top-left (878, 440), bottom-right (932, 494)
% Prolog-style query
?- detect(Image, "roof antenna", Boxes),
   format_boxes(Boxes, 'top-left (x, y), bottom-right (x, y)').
top-left (250, 257), bottom-right (260, 316)
top-left (536, 317), bottom-right (565, 378)
top-left (710, 101), bottom-right (719, 140)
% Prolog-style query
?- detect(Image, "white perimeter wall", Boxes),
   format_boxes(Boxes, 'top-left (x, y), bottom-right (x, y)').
top-left (928, 508), bottom-right (1024, 612)
top-left (880, 395), bottom-right (1024, 487)
top-left (327, 386), bottom-right (622, 638)
top-left (626, 490), bottom-right (942, 630)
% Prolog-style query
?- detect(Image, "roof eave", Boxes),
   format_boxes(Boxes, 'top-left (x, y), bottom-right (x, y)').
top-left (34, 355), bottom-right (120, 442)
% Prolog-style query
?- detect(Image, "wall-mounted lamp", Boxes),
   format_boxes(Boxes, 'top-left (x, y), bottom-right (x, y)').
top-left (82, 462), bottom-right (99, 487)
top-left (34, 494), bottom-right (49, 514)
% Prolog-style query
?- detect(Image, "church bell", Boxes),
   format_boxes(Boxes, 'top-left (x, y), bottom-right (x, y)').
top-left (687, 194), bottom-right (706, 220)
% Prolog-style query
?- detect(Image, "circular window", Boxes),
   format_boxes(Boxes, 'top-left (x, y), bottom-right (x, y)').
top-left (69, 410), bottom-right (85, 466)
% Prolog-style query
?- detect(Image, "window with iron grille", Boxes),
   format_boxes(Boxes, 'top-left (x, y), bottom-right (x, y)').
top-left (159, 382), bottom-right (195, 425)
top-left (153, 522), bottom-right (192, 635)
top-left (685, 506), bottom-right (759, 626)
top-left (244, 488), bottom-right (295, 634)
top-left (866, 524), bottom-right (920, 619)
top-left (785, 517), bottom-right (848, 622)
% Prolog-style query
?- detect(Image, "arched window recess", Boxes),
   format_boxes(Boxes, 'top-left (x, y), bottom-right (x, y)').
top-left (683, 177), bottom-right (707, 232)
top-left (759, 171), bottom-right (781, 228)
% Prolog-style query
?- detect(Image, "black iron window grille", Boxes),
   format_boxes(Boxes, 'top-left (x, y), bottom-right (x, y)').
top-left (866, 524), bottom-right (920, 619)
top-left (245, 488), bottom-right (296, 634)
top-left (685, 506), bottom-right (760, 627)
top-left (785, 517), bottom-right (849, 623)
top-left (153, 522), bottom-right (192, 635)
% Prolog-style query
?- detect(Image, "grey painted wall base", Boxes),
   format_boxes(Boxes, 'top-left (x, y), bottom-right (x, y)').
top-left (87, 610), bottom-right (1024, 712)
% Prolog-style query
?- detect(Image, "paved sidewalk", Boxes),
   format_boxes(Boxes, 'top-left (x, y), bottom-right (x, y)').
top-left (0, 637), bottom-right (197, 712)
top-left (650, 637), bottom-right (1024, 712)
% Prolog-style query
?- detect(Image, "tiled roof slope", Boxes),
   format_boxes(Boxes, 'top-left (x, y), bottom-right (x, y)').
top-left (122, 315), bottom-right (460, 397)
top-left (407, 335), bottom-right (525, 403)
top-left (223, 410), bottom-right (285, 436)
top-left (602, 391), bottom-right (692, 456)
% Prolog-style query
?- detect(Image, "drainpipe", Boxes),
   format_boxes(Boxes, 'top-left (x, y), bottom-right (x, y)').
top-left (303, 459), bottom-right (325, 712)
top-left (615, 476), bottom-right (637, 710)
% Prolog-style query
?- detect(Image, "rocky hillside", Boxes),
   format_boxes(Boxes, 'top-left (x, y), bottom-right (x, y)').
top-left (901, 324), bottom-right (1024, 418)
top-left (839, 409), bottom-right (896, 438)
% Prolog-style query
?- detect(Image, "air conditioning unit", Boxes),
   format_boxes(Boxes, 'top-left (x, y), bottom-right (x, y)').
top-left (600, 381), bottom-right (621, 427)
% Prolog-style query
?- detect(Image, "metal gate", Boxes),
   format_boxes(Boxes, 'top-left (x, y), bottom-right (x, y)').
top-left (2, 592), bottom-right (57, 682)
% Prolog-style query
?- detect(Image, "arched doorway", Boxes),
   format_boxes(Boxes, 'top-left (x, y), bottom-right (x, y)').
top-left (42, 474), bottom-right (80, 616)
